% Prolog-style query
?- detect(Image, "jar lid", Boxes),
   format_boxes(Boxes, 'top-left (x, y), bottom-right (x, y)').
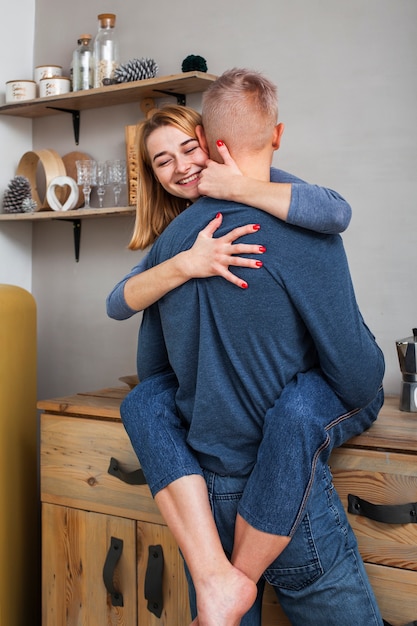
top-left (6, 79), bottom-right (36, 84)
top-left (98, 13), bottom-right (116, 27)
top-left (79, 34), bottom-right (92, 40)
top-left (40, 76), bottom-right (70, 81)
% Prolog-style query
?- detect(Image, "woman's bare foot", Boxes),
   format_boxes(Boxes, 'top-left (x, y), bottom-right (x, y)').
top-left (189, 563), bottom-right (257, 626)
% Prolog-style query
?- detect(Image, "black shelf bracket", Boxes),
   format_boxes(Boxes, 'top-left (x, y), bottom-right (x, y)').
top-left (61, 218), bottom-right (82, 262)
top-left (46, 106), bottom-right (81, 144)
top-left (153, 89), bottom-right (186, 106)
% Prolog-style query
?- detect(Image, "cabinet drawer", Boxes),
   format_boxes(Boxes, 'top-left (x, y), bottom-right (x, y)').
top-left (260, 562), bottom-right (417, 626)
top-left (364, 563), bottom-right (417, 626)
top-left (41, 414), bottom-right (163, 523)
top-left (330, 447), bottom-right (417, 571)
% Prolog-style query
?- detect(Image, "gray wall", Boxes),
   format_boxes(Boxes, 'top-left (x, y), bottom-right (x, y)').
top-left (0, 0), bottom-right (34, 291)
top-left (30, 0), bottom-right (416, 400)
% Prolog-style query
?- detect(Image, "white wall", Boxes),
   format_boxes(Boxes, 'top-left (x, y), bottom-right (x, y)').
top-left (0, 1), bottom-right (35, 291)
top-left (13, 0), bottom-right (417, 399)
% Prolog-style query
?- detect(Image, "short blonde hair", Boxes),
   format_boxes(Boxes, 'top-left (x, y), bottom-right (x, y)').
top-left (202, 68), bottom-right (278, 158)
top-left (128, 105), bottom-right (202, 250)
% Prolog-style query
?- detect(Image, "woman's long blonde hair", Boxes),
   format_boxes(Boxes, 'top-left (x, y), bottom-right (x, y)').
top-left (128, 105), bottom-right (202, 250)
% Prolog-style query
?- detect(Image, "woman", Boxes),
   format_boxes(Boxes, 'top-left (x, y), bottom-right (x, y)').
top-left (107, 105), bottom-right (360, 626)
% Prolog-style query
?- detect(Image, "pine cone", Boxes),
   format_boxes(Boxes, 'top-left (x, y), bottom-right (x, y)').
top-left (21, 197), bottom-right (37, 213)
top-left (2, 175), bottom-right (33, 214)
top-left (114, 58), bottom-right (159, 83)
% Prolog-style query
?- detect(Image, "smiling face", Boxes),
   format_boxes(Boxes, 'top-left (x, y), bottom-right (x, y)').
top-left (146, 125), bottom-right (208, 202)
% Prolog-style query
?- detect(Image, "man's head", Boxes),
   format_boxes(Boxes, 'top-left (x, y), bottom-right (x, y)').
top-left (198, 68), bottom-right (284, 170)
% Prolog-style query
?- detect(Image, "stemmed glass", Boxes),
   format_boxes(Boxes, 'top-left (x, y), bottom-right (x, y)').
top-left (107, 159), bottom-right (127, 207)
top-left (76, 159), bottom-right (97, 209)
top-left (96, 161), bottom-right (108, 208)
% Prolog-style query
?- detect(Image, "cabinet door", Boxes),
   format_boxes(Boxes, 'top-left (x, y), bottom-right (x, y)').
top-left (136, 520), bottom-right (292, 626)
top-left (137, 521), bottom-right (191, 624)
top-left (42, 503), bottom-right (137, 625)
top-left (262, 584), bottom-right (291, 625)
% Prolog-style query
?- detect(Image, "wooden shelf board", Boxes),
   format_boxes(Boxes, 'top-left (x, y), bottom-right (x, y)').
top-left (0, 72), bottom-right (217, 119)
top-left (0, 206), bottom-right (135, 221)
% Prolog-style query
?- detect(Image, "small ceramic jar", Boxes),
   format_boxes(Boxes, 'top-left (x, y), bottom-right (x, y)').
top-left (34, 65), bottom-right (62, 83)
top-left (39, 76), bottom-right (71, 98)
top-left (5, 80), bottom-right (37, 103)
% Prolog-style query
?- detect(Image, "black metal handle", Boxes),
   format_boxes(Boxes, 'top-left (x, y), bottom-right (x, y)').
top-left (107, 457), bottom-right (147, 485)
top-left (348, 494), bottom-right (417, 524)
top-left (144, 544), bottom-right (164, 618)
top-left (102, 536), bottom-right (124, 607)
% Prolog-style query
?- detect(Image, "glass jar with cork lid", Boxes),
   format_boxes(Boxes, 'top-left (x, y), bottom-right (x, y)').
top-left (93, 13), bottom-right (119, 88)
top-left (72, 34), bottom-right (94, 91)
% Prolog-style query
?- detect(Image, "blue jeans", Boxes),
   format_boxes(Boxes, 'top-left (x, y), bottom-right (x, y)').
top-left (183, 465), bottom-right (383, 625)
top-left (121, 369), bottom-right (383, 536)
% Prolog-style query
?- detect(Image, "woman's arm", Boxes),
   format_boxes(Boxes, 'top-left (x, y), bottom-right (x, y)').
top-left (198, 142), bottom-right (351, 234)
top-left (107, 144), bottom-right (351, 320)
top-left (106, 217), bottom-right (264, 318)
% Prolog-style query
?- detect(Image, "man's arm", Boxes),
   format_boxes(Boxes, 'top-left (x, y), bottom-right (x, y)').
top-left (283, 233), bottom-right (384, 408)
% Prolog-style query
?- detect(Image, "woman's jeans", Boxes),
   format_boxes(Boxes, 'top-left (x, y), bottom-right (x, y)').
top-left (121, 368), bottom-right (384, 536)
top-left (121, 369), bottom-right (384, 624)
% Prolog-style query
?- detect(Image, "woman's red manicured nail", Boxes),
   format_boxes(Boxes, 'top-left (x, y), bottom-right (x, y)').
top-left (259, 246), bottom-right (266, 253)
top-left (253, 224), bottom-right (261, 231)
top-left (216, 212), bottom-right (222, 219)
top-left (256, 261), bottom-right (263, 267)
top-left (216, 140), bottom-right (224, 147)
top-left (241, 281), bottom-right (248, 289)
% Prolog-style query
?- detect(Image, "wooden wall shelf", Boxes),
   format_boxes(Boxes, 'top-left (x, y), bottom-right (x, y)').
top-left (0, 71), bottom-right (216, 144)
top-left (0, 207), bottom-right (135, 262)
top-left (0, 72), bottom-right (216, 119)
top-left (0, 206), bottom-right (134, 221)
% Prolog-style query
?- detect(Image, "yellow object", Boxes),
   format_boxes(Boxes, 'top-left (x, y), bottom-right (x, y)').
top-left (0, 285), bottom-right (38, 625)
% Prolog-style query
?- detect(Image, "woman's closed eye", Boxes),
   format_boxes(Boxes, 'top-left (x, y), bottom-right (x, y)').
top-left (155, 156), bottom-right (173, 168)
top-left (183, 139), bottom-right (199, 153)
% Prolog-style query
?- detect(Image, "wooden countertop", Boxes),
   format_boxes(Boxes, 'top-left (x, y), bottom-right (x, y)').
top-left (345, 395), bottom-right (417, 454)
top-left (38, 389), bottom-right (417, 454)
top-left (38, 386), bottom-right (129, 421)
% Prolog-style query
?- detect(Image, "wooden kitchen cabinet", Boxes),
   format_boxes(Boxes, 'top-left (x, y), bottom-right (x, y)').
top-left (330, 397), bottom-right (417, 626)
top-left (39, 390), bottom-right (417, 626)
top-left (40, 388), bottom-right (190, 625)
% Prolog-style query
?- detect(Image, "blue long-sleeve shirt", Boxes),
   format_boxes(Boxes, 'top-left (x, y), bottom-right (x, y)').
top-left (136, 176), bottom-right (384, 476)
top-left (106, 169), bottom-right (352, 320)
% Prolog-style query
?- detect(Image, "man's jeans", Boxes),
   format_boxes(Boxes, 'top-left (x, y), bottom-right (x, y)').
top-left (183, 465), bottom-right (383, 625)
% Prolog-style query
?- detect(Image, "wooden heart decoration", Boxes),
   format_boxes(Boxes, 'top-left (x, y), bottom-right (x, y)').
top-left (46, 176), bottom-right (79, 211)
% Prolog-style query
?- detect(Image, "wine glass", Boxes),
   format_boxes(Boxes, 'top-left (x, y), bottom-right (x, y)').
top-left (96, 161), bottom-right (108, 208)
top-left (76, 159), bottom-right (97, 209)
top-left (107, 159), bottom-right (127, 207)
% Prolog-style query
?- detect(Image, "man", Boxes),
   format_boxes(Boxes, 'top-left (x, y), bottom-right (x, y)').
top-left (123, 68), bottom-right (384, 626)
